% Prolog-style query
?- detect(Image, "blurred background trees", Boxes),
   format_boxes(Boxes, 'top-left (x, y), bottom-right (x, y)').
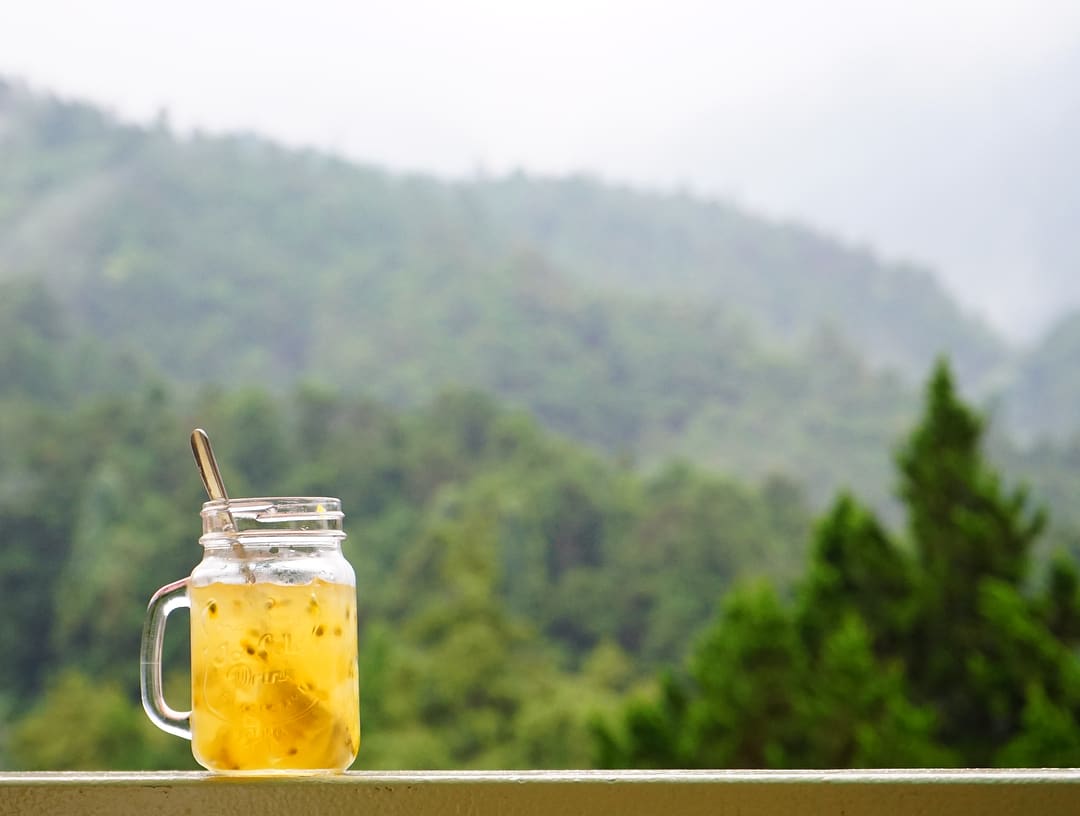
top-left (594, 363), bottom-right (1080, 768)
top-left (2, 85), bottom-right (1080, 770)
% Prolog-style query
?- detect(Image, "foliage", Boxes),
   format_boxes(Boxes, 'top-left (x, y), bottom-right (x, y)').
top-left (476, 175), bottom-right (1007, 385)
top-left (0, 84), bottom-right (948, 512)
top-left (1004, 310), bottom-right (1080, 441)
top-left (595, 361), bottom-right (1080, 768)
top-left (0, 372), bottom-right (807, 769)
top-left (2, 82), bottom-right (1080, 772)
top-left (8, 671), bottom-right (195, 771)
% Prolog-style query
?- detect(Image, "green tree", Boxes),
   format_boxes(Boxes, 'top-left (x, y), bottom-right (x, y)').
top-left (595, 583), bottom-right (804, 768)
top-left (797, 493), bottom-right (914, 655)
top-left (8, 670), bottom-right (195, 770)
top-left (799, 615), bottom-right (949, 767)
top-left (898, 362), bottom-right (1049, 762)
top-left (363, 497), bottom-right (615, 768)
top-left (596, 360), bottom-right (1080, 769)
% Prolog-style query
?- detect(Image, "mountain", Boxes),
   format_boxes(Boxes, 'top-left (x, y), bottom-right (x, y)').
top-left (468, 174), bottom-right (1008, 385)
top-left (0, 79), bottom-right (1020, 509)
top-left (1001, 309), bottom-right (1080, 443)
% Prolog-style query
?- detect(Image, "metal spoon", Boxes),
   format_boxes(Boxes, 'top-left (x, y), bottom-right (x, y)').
top-left (190, 428), bottom-right (229, 508)
top-left (190, 428), bottom-right (251, 579)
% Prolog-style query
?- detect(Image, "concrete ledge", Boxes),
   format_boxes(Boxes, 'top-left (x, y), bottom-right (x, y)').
top-left (2, 769), bottom-right (1080, 816)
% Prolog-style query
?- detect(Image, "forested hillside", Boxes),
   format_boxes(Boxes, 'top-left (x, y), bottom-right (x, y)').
top-left (1002, 310), bottom-right (1080, 442)
top-left (4, 352), bottom-right (1079, 770)
top-left (471, 175), bottom-right (1007, 385)
top-left (3, 78), bottom-right (1080, 771)
top-left (0, 80), bottom-right (995, 510)
top-left (0, 80), bottom-right (1004, 386)
top-left (0, 371), bottom-right (812, 768)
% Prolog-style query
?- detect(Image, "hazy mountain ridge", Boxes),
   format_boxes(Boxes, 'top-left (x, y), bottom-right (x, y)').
top-left (0, 79), bottom-right (1008, 380)
top-left (1002, 308), bottom-right (1080, 442)
top-left (466, 174), bottom-right (1010, 386)
top-left (0, 79), bottom-right (1074, 510)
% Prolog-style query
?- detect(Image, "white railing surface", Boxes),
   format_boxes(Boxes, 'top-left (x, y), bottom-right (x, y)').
top-left (2, 769), bottom-right (1079, 816)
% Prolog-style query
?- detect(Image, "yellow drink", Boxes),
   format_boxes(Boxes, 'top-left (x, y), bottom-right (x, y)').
top-left (190, 579), bottom-right (360, 772)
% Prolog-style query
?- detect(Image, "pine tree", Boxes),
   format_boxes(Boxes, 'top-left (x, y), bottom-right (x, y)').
top-left (594, 359), bottom-right (1080, 768)
top-left (897, 361), bottom-right (1047, 761)
top-left (594, 582), bottom-right (805, 768)
top-left (797, 493), bottom-right (914, 655)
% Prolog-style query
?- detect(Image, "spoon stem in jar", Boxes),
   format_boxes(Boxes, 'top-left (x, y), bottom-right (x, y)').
top-left (190, 428), bottom-right (252, 580)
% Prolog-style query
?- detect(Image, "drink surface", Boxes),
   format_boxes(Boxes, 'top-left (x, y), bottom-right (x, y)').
top-left (190, 579), bottom-right (360, 772)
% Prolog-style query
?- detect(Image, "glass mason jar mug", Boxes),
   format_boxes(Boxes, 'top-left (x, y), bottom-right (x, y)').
top-left (140, 497), bottom-right (360, 773)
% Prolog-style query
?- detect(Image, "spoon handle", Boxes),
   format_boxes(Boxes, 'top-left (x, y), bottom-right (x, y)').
top-left (191, 428), bottom-right (229, 503)
top-left (190, 428), bottom-right (248, 577)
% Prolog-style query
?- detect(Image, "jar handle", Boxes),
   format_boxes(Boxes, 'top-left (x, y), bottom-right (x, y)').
top-left (139, 577), bottom-right (192, 740)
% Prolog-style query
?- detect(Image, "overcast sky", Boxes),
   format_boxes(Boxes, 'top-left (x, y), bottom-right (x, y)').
top-left (2, 0), bottom-right (1078, 339)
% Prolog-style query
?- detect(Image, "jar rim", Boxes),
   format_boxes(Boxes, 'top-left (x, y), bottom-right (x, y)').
top-left (200, 497), bottom-right (345, 539)
top-left (200, 496), bottom-right (341, 515)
